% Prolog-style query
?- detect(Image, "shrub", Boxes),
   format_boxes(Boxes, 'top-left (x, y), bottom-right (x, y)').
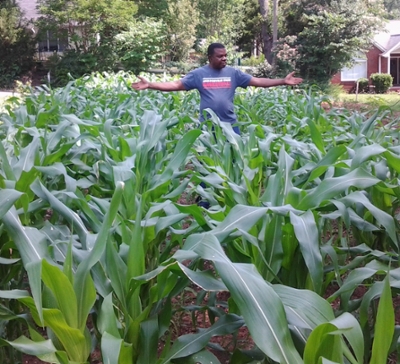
top-left (370, 73), bottom-right (393, 94)
top-left (241, 55), bottom-right (265, 67)
top-left (46, 45), bottom-right (119, 87)
top-left (246, 61), bottom-right (273, 78)
top-left (0, 5), bottom-right (36, 88)
top-left (357, 77), bottom-right (369, 93)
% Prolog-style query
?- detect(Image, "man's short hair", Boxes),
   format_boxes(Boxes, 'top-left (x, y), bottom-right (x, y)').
top-left (207, 43), bottom-right (226, 57)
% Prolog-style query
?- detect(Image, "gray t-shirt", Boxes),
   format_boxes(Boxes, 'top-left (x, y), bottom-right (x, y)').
top-left (181, 65), bottom-right (252, 124)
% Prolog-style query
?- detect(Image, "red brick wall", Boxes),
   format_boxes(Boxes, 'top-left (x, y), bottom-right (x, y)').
top-left (331, 45), bottom-right (389, 90)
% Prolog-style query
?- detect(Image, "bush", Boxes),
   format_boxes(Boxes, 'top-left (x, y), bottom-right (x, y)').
top-left (247, 61), bottom-right (274, 78)
top-left (241, 55), bottom-right (265, 67)
top-left (370, 73), bottom-right (393, 94)
top-left (46, 45), bottom-right (119, 87)
top-left (0, 5), bottom-right (36, 88)
top-left (356, 78), bottom-right (369, 93)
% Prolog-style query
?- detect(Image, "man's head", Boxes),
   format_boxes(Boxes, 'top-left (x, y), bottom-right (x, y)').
top-left (207, 43), bottom-right (227, 70)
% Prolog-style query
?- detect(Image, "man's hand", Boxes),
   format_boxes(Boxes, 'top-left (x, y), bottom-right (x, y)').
top-left (284, 72), bottom-right (303, 86)
top-left (131, 76), bottom-right (149, 90)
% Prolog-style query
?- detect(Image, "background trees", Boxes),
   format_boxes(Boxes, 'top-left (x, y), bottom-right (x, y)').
top-left (1, 0), bottom-right (398, 88)
top-left (0, 0), bottom-right (36, 88)
top-left (276, 0), bottom-right (384, 85)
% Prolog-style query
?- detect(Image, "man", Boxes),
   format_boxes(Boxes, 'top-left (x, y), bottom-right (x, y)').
top-left (131, 42), bottom-right (303, 134)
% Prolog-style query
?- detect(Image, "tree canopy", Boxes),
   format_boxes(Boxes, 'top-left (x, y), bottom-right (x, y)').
top-left (278, 0), bottom-right (384, 85)
top-left (0, 0), bottom-right (36, 87)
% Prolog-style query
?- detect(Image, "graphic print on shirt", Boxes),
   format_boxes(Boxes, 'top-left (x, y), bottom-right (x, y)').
top-left (203, 77), bottom-right (232, 89)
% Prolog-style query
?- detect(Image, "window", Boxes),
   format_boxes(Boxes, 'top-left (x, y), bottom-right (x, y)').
top-left (38, 30), bottom-right (68, 53)
top-left (341, 59), bottom-right (367, 81)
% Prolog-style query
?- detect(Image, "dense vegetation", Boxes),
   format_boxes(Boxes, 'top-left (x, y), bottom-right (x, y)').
top-left (1, 0), bottom-right (399, 87)
top-left (0, 72), bottom-right (400, 363)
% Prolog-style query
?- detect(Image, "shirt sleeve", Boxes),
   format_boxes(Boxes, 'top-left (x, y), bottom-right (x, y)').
top-left (235, 68), bottom-right (252, 88)
top-left (181, 71), bottom-right (198, 91)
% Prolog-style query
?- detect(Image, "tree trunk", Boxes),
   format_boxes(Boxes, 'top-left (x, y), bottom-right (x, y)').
top-left (271, 0), bottom-right (278, 66)
top-left (258, 0), bottom-right (273, 63)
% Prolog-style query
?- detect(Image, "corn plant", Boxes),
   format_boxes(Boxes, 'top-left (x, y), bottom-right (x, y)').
top-left (0, 72), bottom-right (399, 363)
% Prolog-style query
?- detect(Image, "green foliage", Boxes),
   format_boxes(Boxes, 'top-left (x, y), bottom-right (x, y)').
top-left (273, 35), bottom-right (299, 77)
top-left (357, 77), bottom-right (369, 93)
top-left (196, 0), bottom-right (247, 48)
top-left (383, 0), bottom-right (400, 19)
top-left (164, 0), bottom-right (199, 62)
top-left (115, 18), bottom-right (167, 73)
top-left (37, 0), bottom-right (137, 51)
top-left (0, 73), bottom-right (400, 363)
top-left (46, 47), bottom-right (119, 86)
top-left (280, 0), bottom-right (383, 85)
top-left (0, 1), bottom-right (36, 88)
top-left (36, 0), bottom-right (137, 83)
top-left (241, 54), bottom-right (265, 66)
top-left (370, 73), bottom-right (393, 93)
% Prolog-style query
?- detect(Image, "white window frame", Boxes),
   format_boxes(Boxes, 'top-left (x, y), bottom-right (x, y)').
top-left (341, 59), bottom-right (367, 81)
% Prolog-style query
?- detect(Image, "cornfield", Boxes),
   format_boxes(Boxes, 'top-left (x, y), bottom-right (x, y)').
top-left (0, 71), bottom-right (399, 364)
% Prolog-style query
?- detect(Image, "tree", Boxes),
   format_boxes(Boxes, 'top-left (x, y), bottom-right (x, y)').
top-left (258, 0), bottom-right (273, 62)
top-left (196, 0), bottom-right (246, 44)
top-left (237, 0), bottom-right (263, 57)
top-left (135, 0), bottom-right (168, 18)
top-left (0, 0), bottom-right (36, 88)
top-left (115, 17), bottom-right (167, 73)
top-left (279, 0), bottom-right (383, 85)
top-left (383, 0), bottom-right (400, 18)
top-left (164, 0), bottom-right (199, 62)
top-left (36, 0), bottom-right (138, 52)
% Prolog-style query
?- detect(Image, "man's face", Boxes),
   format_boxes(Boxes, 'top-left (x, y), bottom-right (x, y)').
top-left (209, 48), bottom-right (227, 70)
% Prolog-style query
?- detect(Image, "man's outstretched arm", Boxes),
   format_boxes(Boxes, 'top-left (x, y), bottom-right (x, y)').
top-left (131, 76), bottom-right (186, 91)
top-left (248, 71), bottom-right (303, 88)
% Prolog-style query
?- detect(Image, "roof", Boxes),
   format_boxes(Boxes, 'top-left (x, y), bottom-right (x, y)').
top-left (373, 20), bottom-right (400, 54)
top-left (16, 0), bottom-right (40, 20)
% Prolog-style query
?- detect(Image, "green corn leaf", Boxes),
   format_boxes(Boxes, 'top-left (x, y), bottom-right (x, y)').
top-left (184, 233), bottom-right (303, 364)
top-left (330, 313), bottom-right (364, 364)
top-left (160, 314), bottom-right (244, 364)
top-left (370, 274), bottom-right (395, 364)
top-left (306, 145), bottom-right (347, 183)
top-left (273, 285), bottom-right (335, 330)
top-left (303, 323), bottom-right (343, 364)
top-left (13, 136), bottom-right (40, 180)
top-left (41, 259), bottom-right (78, 329)
top-left (97, 293), bottom-right (121, 338)
top-left (153, 129), bottom-right (201, 188)
top-left (0, 189), bottom-right (23, 219)
top-left (2, 207), bottom-right (47, 323)
top-left (178, 263), bottom-right (227, 291)
top-left (105, 240), bottom-right (128, 307)
top-left (137, 317), bottom-right (159, 364)
top-left (290, 211), bottom-right (323, 293)
top-left (306, 117), bottom-right (325, 153)
top-left (0, 139), bottom-right (16, 180)
top-left (213, 205), bottom-right (268, 240)
top-left (30, 179), bottom-right (89, 248)
top-left (350, 144), bottom-right (386, 170)
top-left (42, 308), bottom-right (90, 363)
top-left (74, 181), bottom-right (124, 331)
top-left (172, 349), bottom-right (221, 364)
top-left (101, 332), bottom-right (133, 364)
top-left (339, 191), bottom-right (398, 247)
top-left (1, 336), bottom-right (57, 357)
top-left (297, 168), bottom-right (380, 210)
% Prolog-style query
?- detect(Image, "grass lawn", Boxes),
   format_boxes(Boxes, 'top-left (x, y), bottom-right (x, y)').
top-left (336, 92), bottom-right (400, 112)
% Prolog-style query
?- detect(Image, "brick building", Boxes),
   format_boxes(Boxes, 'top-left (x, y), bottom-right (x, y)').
top-left (331, 20), bottom-right (400, 91)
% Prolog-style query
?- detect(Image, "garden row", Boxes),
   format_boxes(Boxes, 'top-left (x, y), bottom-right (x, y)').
top-left (0, 72), bottom-right (400, 363)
